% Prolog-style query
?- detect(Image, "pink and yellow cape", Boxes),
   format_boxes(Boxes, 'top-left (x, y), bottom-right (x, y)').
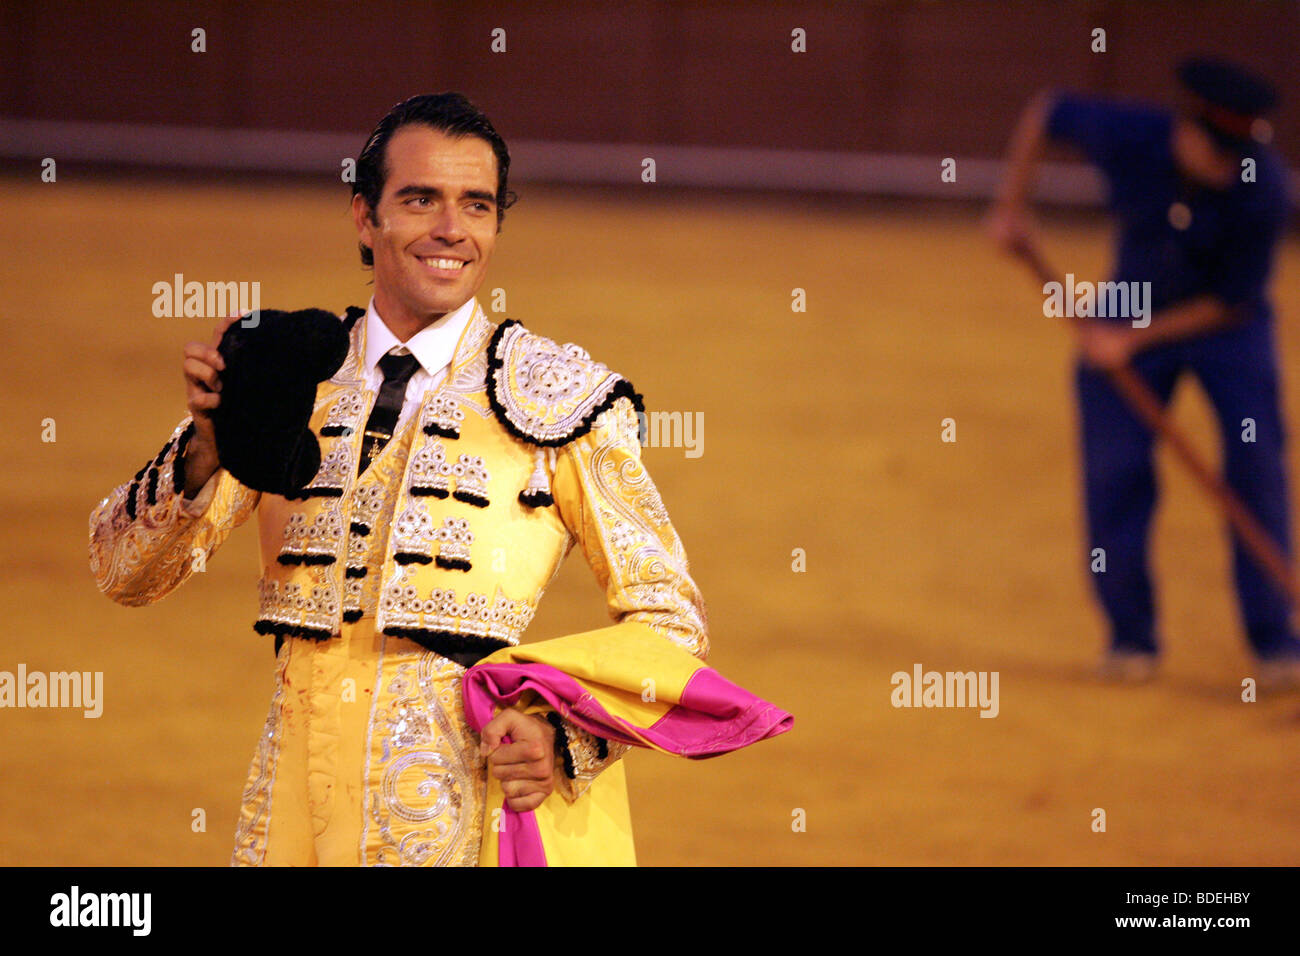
top-left (463, 623), bottom-right (794, 866)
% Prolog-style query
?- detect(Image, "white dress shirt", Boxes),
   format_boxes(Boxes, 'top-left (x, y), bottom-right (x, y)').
top-left (361, 294), bottom-right (477, 433)
top-left (182, 296), bottom-right (478, 514)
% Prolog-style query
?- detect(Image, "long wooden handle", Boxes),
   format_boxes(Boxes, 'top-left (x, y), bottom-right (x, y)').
top-left (1011, 237), bottom-right (1298, 605)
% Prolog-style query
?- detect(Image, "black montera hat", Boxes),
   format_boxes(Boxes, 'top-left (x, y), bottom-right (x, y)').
top-left (211, 309), bottom-right (350, 497)
top-left (1177, 55), bottom-right (1278, 151)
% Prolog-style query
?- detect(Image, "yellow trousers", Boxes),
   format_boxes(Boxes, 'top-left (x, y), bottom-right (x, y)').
top-left (231, 618), bottom-right (488, 866)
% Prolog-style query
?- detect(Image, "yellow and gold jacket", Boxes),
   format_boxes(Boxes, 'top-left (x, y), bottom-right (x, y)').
top-left (88, 300), bottom-right (710, 809)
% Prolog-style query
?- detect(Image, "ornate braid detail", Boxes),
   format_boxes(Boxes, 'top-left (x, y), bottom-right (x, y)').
top-left (297, 441), bottom-right (354, 499)
top-left (380, 584), bottom-right (533, 647)
top-left (485, 319), bottom-right (646, 448)
top-left (254, 578), bottom-right (340, 641)
top-left (319, 389), bottom-right (368, 437)
top-left (276, 510), bottom-right (345, 566)
top-left (347, 482), bottom-right (385, 567)
top-left (230, 646), bottom-right (288, 866)
top-left (365, 654), bottom-right (485, 865)
top-left (433, 516), bottom-right (473, 572)
top-left (449, 455), bottom-right (489, 507)
top-left (392, 500), bottom-right (437, 565)
top-left (409, 440), bottom-right (452, 499)
top-left (420, 393), bottom-right (465, 439)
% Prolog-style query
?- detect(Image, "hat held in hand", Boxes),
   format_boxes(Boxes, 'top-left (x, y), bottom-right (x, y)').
top-left (211, 309), bottom-right (351, 497)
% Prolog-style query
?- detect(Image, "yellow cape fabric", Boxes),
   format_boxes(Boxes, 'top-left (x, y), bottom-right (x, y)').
top-left (475, 624), bottom-right (711, 866)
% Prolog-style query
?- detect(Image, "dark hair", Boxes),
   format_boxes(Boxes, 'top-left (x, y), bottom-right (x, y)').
top-left (352, 92), bottom-right (517, 267)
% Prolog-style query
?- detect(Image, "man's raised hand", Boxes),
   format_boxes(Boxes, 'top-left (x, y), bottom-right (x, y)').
top-left (180, 313), bottom-right (241, 497)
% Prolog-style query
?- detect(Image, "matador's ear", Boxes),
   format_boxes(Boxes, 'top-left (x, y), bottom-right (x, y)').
top-left (212, 308), bottom-right (350, 497)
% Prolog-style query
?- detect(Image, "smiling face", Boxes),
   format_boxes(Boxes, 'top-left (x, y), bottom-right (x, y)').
top-left (352, 124), bottom-right (500, 334)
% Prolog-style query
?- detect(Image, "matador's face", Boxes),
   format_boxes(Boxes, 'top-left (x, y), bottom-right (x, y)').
top-left (353, 124), bottom-right (500, 326)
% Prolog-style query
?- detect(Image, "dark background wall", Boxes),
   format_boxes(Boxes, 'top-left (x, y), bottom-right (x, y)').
top-left (4, 0), bottom-right (1298, 164)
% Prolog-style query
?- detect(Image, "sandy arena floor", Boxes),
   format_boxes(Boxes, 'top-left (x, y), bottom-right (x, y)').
top-left (2, 176), bottom-right (1298, 865)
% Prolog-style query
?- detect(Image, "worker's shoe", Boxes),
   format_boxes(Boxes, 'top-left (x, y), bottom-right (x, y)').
top-left (1097, 648), bottom-right (1159, 683)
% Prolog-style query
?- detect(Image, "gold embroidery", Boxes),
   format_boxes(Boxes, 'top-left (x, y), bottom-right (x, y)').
top-left (230, 644), bottom-right (290, 866)
top-left (365, 653), bottom-right (485, 866)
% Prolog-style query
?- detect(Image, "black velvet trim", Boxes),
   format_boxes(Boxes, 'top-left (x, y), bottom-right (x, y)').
top-left (394, 552), bottom-right (433, 565)
top-left (320, 425), bottom-right (353, 437)
top-left (452, 490), bottom-right (490, 508)
top-left (345, 565), bottom-right (367, 578)
top-left (349, 521), bottom-right (371, 536)
top-left (169, 421), bottom-right (198, 494)
top-left (276, 553), bottom-right (337, 566)
top-left (546, 711), bottom-right (577, 779)
top-left (342, 305), bottom-right (366, 331)
top-left (423, 423), bottom-right (460, 439)
top-left (518, 488), bottom-right (554, 508)
top-left (380, 627), bottom-right (510, 667)
top-left (145, 466), bottom-right (160, 506)
top-left (301, 487), bottom-right (344, 498)
top-left (596, 736), bottom-right (609, 760)
top-left (253, 618), bottom-right (332, 641)
top-left (411, 486), bottom-right (449, 498)
top-left (125, 480), bottom-right (139, 520)
top-left (273, 634), bottom-right (284, 657)
top-left (342, 608), bottom-right (363, 623)
top-left (484, 318), bottom-right (647, 448)
top-left (435, 555), bottom-right (471, 572)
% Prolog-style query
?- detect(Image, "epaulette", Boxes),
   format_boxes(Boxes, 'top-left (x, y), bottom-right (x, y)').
top-left (485, 318), bottom-right (644, 448)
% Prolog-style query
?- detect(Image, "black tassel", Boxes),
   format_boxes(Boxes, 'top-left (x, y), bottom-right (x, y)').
top-left (435, 555), bottom-right (471, 572)
top-left (345, 565), bottom-right (367, 578)
top-left (253, 618), bottom-right (332, 641)
top-left (342, 608), bottom-right (363, 623)
top-left (411, 486), bottom-right (449, 498)
top-left (423, 423), bottom-right (460, 439)
top-left (145, 466), bottom-right (160, 505)
top-left (394, 552), bottom-right (433, 565)
top-left (452, 490), bottom-right (490, 508)
top-left (277, 553), bottom-right (337, 566)
top-left (320, 425), bottom-right (353, 437)
top-left (125, 480), bottom-right (139, 520)
top-left (518, 488), bottom-right (554, 508)
top-left (350, 521), bottom-right (371, 536)
top-left (546, 711), bottom-right (577, 779)
top-left (170, 421), bottom-right (197, 496)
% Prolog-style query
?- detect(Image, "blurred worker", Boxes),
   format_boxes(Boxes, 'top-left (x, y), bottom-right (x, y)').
top-left (989, 57), bottom-right (1300, 686)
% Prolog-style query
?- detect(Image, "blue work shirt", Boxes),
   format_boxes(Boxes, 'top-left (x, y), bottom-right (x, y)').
top-left (1046, 91), bottom-right (1289, 323)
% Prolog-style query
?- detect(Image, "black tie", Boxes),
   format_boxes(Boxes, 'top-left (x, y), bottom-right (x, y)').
top-left (358, 350), bottom-right (421, 475)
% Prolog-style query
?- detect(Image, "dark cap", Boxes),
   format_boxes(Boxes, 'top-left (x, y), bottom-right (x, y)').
top-left (1177, 55), bottom-right (1278, 151)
